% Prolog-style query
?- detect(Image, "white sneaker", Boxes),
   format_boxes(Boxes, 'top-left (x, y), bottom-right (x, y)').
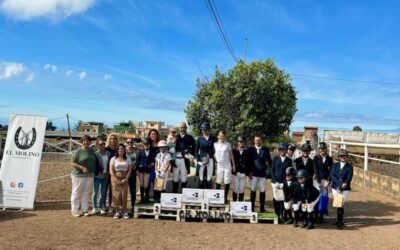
top-left (83, 211), bottom-right (90, 217)
top-left (71, 212), bottom-right (81, 217)
top-left (91, 208), bottom-right (99, 215)
top-left (113, 212), bottom-right (121, 219)
top-left (122, 212), bottom-right (130, 219)
top-left (99, 208), bottom-right (106, 215)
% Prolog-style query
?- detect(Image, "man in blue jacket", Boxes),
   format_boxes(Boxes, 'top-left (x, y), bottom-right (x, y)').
top-left (195, 122), bottom-right (217, 189)
top-left (325, 149), bottom-right (353, 229)
top-left (271, 142), bottom-right (293, 223)
top-left (248, 135), bottom-right (272, 212)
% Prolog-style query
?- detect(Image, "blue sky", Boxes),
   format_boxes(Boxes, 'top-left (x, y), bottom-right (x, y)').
top-left (0, 0), bottom-right (399, 131)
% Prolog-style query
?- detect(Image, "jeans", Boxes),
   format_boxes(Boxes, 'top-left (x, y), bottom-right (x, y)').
top-left (92, 177), bottom-right (109, 209)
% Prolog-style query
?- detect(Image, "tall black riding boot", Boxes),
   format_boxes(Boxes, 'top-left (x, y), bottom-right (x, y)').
top-left (224, 184), bottom-right (230, 203)
top-left (154, 190), bottom-right (160, 203)
top-left (278, 201), bottom-right (285, 224)
top-left (285, 209), bottom-right (294, 224)
top-left (144, 187), bottom-right (150, 202)
top-left (250, 191), bottom-right (256, 212)
top-left (307, 212), bottom-right (315, 229)
top-left (273, 199), bottom-right (279, 216)
top-left (216, 183), bottom-right (221, 189)
top-left (239, 193), bottom-right (244, 201)
top-left (301, 212), bottom-right (309, 228)
top-left (207, 180), bottom-right (212, 189)
top-left (172, 182), bottom-right (179, 193)
top-left (337, 208), bottom-right (344, 229)
top-left (181, 182), bottom-right (187, 190)
top-left (232, 192), bottom-right (238, 202)
top-left (293, 211), bottom-right (300, 227)
top-left (140, 187), bottom-right (145, 202)
top-left (199, 180), bottom-right (204, 189)
top-left (259, 192), bottom-right (266, 213)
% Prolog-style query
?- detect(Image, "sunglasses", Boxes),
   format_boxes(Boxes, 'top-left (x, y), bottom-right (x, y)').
top-left (99, 143), bottom-right (106, 146)
top-left (127, 141), bottom-right (133, 144)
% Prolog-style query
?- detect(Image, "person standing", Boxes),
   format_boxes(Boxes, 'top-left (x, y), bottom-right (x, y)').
top-left (294, 143), bottom-right (314, 185)
top-left (313, 141), bottom-right (333, 222)
top-left (148, 129), bottom-right (160, 190)
top-left (93, 139), bottom-right (111, 215)
top-left (232, 136), bottom-right (250, 202)
top-left (287, 144), bottom-right (296, 160)
top-left (136, 138), bottom-right (156, 202)
top-left (214, 131), bottom-right (236, 203)
top-left (195, 122), bottom-right (217, 189)
top-left (105, 133), bottom-right (118, 212)
top-left (154, 140), bottom-right (172, 202)
top-left (173, 122), bottom-right (195, 193)
top-left (109, 144), bottom-right (132, 219)
top-left (248, 135), bottom-right (272, 212)
top-left (271, 143), bottom-right (293, 223)
top-left (71, 135), bottom-right (96, 217)
top-left (325, 149), bottom-right (353, 230)
top-left (126, 138), bottom-right (138, 216)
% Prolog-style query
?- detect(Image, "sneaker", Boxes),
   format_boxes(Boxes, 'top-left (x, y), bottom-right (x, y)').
top-left (122, 212), bottom-right (130, 219)
top-left (71, 212), bottom-right (81, 217)
top-left (91, 208), bottom-right (99, 215)
top-left (113, 212), bottom-right (121, 219)
top-left (83, 211), bottom-right (90, 217)
top-left (99, 208), bottom-right (106, 215)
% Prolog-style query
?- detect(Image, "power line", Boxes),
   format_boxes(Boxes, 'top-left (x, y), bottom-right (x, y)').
top-left (205, 0), bottom-right (238, 62)
top-left (290, 73), bottom-right (400, 86)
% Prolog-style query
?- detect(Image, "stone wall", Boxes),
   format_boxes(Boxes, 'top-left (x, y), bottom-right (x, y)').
top-left (352, 166), bottom-right (400, 201)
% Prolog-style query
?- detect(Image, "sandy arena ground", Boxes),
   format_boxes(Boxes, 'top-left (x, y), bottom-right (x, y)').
top-left (1, 185), bottom-right (399, 249)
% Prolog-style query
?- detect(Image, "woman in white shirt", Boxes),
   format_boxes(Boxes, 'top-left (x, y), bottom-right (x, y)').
top-left (109, 144), bottom-right (132, 219)
top-left (214, 131), bottom-right (235, 203)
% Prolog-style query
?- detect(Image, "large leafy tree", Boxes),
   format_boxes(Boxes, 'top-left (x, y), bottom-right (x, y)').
top-left (185, 59), bottom-right (297, 143)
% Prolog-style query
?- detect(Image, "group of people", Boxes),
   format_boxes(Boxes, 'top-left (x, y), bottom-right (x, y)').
top-left (70, 121), bottom-right (353, 229)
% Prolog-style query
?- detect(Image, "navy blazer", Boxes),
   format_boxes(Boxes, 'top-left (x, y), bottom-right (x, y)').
top-left (136, 149), bottom-right (157, 173)
top-left (330, 162), bottom-right (353, 191)
top-left (248, 146), bottom-right (272, 178)
top-left (195, 135), bottom-right (217, 160)
top-left (283, 179), bottom-right (302, 203)
top-left (294, 157), bottom-right (315, 178)
top-left (232, 148), bottom-right (251, 175)
top-left (313, 154), bottom-right (333, 183)
top-left (271, 156), bottom-right (292, 183)
top-left (299, 183), bottom-right (320, 203)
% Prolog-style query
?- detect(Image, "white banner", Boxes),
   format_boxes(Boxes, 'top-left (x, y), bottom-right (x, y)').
top-left (161, 193), bottom-right (182, 209)
top-left (203, 189), bottom-right (224, 205)
top-left (182, 188), bottom-right (203, 203)
top-left (0, 114), bottom-right (47, 209)
top-left (230, 202), bottom-right (252, 216)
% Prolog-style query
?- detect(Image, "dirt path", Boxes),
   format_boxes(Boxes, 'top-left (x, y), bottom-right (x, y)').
top-left (1, 188), bottom-right (399, 250)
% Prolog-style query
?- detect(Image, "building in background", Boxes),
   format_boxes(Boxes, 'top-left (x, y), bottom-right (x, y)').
top-left (78, 122), bottom-right (105, 135)
top-left (291, 126), bottom-right (319, 149)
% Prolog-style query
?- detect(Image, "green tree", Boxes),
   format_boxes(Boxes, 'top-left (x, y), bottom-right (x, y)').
top-left (46, 121), bottom-right (57, 131)
top-left (74, 120), bottom-right (83, 131)
top-left (185, 59), bottom-right (297, 144)
top-left (353, 125), bottom-right (362, 132)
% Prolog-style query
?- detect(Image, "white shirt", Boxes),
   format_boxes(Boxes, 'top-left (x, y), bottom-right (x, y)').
top-left (280, 155), bottom-right (286, 162)
top-left (110, 156), bottom-right (132, 172)
top-left (214, 141), bottom-right (232, 165)
top-left (100, 154), bottom-right (108, 174)
top-left (340, 162), bottom-right (346, 170)
top-left (255, 145), bottom-right (262, 154)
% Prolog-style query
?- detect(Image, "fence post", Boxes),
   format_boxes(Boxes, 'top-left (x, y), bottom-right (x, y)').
top-left (329, 141), bottom-right (332, 156)
top-left (364, 145), bottom-right (368, 171)
top-left (341, 136), bottom-right (346, 149)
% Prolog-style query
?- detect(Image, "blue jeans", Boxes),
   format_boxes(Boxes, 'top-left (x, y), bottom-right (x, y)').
top-left (92, 177), bottom-right (109, 209)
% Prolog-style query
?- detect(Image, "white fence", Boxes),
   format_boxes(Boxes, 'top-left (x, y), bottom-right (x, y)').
top-left (329, 140), bottom-right (400, 171)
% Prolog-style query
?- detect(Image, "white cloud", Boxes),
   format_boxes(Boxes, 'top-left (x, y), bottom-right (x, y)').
top-left (66, 70), bottom-right (73, 76)
top-left (44, 64), bottom-right (57, 72)
top-left (104, 74), bottom-right (112, 80)
top-left (25, 73), bottom-right (34, 82)
top-left (0, 0), bottom-right (97, 21)
top-left (79, 71), bottom-right (87, 80)
top-left (0, 61), bottom-right (25, 80)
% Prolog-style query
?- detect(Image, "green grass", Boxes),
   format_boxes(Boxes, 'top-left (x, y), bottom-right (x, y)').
top-left (257, 212), bottom-right (277, 219)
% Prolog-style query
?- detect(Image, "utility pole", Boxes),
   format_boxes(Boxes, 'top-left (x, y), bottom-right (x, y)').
top-left (66, 113), bottom-right (72, 153)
